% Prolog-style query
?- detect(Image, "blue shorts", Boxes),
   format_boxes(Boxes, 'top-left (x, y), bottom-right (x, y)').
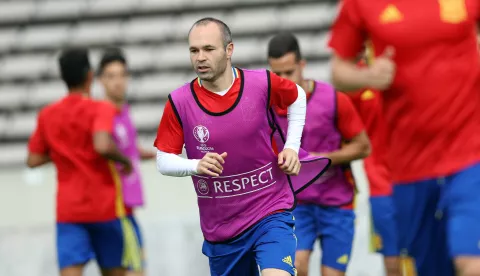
top-left (393, 162), bottom-right (480, 276)
top-left (292, 204), bottom-right (355, 272)
top-left (56, 215), bottom-right (143, 271)
top-left (369, 196), bottom-right (399, 256)
top-left (202, 212), bottom-right (297, 276)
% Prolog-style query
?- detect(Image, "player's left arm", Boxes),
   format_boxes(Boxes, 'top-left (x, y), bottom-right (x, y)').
top-left (269, 71), bottom-right (307, 175)
top-left (312, 93), bottom-right (371, 166)
top-left (26, 111), bottom-right (51, 168)
top-left (137, 145), bottom-right (156, 160)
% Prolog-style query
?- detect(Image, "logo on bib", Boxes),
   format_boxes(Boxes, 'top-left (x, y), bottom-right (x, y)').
top-left (197, 179), bottom-right (209, 195)
top-left (194, 125), bottom-right (210, 143)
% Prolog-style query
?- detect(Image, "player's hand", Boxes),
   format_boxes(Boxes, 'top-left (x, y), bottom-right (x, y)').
top-left (278, 148), bottom-right (301, 176)
top-left (121, 160), bottom-right (133, 175)
top-left (366, 46), bottom-right (396, 90)
top-left (197, 152), bottom-right (228, 177)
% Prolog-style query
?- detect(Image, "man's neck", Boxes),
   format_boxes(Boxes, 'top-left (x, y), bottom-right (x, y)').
top-left (201, 66), bottom-right (234, 93)
top-left (69, 88), bottom-right (89, 97)
top-left (300, 78), bottom-right (310, 94)
top-left (106, 97), bottom-right (125, 109)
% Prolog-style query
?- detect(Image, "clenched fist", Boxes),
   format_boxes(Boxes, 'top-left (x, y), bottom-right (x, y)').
top-left (278, 148), bottom-right (301, 176)
top-left (197, 152), bottom-right (228, 177)
top-left (366, 46), bottom-right (396, 90)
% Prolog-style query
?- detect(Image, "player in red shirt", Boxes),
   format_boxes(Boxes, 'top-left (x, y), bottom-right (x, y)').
top-left (346, 51), bottom-right (400, 276)
top-left (329, 1), bottom-right (480, 275)
top-left (267, 32), bottom-right (370, 276)
top-left (27, 48), bottom-right (139, 276)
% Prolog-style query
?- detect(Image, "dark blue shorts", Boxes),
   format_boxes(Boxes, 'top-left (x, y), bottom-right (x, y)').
top-left (56, 215), bottom-right (143, 271)
top-left (369, 195), bottom-right (399, 256)
top-left (292, 204), bottom-right (355, 272)
top-left (202, 212), bottom-right (297, 276)
top-left (393, 162), bottom-right (480, 276)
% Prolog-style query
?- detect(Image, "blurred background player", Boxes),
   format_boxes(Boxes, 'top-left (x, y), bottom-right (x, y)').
top-left (26, 48), bottom-right (140, 276)
top-left (346, 47), bottom-right (400, 276)
top-left (267, 32), bottom-right (371, 276)
top-left (97, 48), bottom-right (156, 276)
top-left (329, 1), bottom-right (480, 275)
top-left (154, 17), bottom-right (328, 276)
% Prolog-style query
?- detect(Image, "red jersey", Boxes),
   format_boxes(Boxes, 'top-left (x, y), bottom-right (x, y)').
top-left (348, 89), bottom-right (392, 196)
top-left (155, 70), bottom-right (300, 153)
top-left (329, 0), bottom-right (480, 182)
top-left (28, 93), bottom-right (132, 222)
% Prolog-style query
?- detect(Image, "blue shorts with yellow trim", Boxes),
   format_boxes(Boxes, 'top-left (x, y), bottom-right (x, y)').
top-left (56, 215), bottom-right (143, 271)
top-left (369, 195), bottom-right (399, 256)
top-left (202, 212), bottom-right (297, 276)
top-left (393, 162), bottom-right (480, 276)
top-left (293, 204), bottom-right (355, 272)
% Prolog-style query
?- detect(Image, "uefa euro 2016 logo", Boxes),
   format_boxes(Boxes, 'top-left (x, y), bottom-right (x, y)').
top-left (193, 125), bottom-right (209, 143)
top-left (197, 179), bottom-right (209, 195)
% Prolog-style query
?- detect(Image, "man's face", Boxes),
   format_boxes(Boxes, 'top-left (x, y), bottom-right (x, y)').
top-left (99, 61), bottom-right (128, 102)
top-left (268, 52), bottom-right (305, 85)
top-left (188, 23), bottom-right (233, 82)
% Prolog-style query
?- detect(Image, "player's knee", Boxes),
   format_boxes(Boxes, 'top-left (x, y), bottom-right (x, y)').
top-left (294, 251), bottom-right (310, 276)
top-left (455, 257), bottom-right (480, 276)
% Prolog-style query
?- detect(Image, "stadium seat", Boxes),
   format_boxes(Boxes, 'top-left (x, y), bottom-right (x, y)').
top-left (0, 1), bottom-right (36, 23)
top-left (303, 61), bottom-right (331, 82)
top-left (35, 0), bottom-right (87, 20)
top-left (0, 85), bottom-right (29, 111)
top-left (85, 0), bottom-right (140, 16)
top-left (6, 112), bottom-right (38, 139)
top-left (123, 46), bottom-right (156, 71)
top-left (133, 73), bottom-right (186, 100)
top-left (0, 28), bottom-right (19, 52)
top-left (173, 11), bottom-right (227, 40)
top-left (299, 32), bottom-right (331, 57)
top-left (122, 16), bottom-right (174, 43)
top-left (70, 20), bottom-right (124, 46)
top-left (0, 143), bottom-right (27, 166)
top-left (17, 24), bottom-right (71, 50)
top-left (232, 38), bottom-right (263, 64)
top-left (138, 0), bottom-right (187, 11)
top-left (0, 54), bottom-right (50, 80)
top-left (130, 103), bottom-right (165, 130)
top-left (229, 8), bottom-right (279, 34)
top-left (27, 81), bottom-right (66, 108)
top-left (152, 44), bottom-right (190, 70)
top-left (280, 3), bottom-right (336, 29)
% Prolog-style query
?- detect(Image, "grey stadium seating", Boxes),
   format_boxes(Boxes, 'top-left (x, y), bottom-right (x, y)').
top-left (0, 0), bottom-right (337, 167)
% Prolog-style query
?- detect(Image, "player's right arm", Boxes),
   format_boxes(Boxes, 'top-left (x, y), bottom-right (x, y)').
top-left (155, 100), bottom-right (227, 177)
top-left (92, 101), bottom-right (132, 174)
top-left (26, 110), bottom-right (51, 168)
top-left (328, 0), bottom-right (396, 92)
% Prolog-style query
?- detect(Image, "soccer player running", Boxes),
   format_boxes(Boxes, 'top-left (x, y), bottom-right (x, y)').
top-left (343, 48), bottom-right (401, 276)
top-left (154, 18), bottom-right (330, 276)
top-left (267, 32), bottom-right (371, 276)
top-left (329, 1), bottom-right (480, 275)
top-left (97, 48), bottom-right (156, 276)
top-left (26, 48), bottom-right (140, 276)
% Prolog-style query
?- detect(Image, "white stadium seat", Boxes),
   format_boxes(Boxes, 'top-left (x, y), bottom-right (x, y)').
top-left (280, 3), bottom-right (337, 29)
top-left (0, 115), bottom-right (7, 136)
top-left (229, 8), bottom-right (279, 34)
top-left (35, 0), bottom-right (87, 19)
top-left (232, 38), bottom-right (263, 64)
top-left (0, 1), bottom-right (36, 23)
top-left (0, 28), bottom-right (19, 52)
top-left (0, 54), bottom-right (50, 80)
top-left (173, 11), bottom-right (227, 40)
top-left (138, 0), bottom-right (187, 11)
top-left (18, 24), bottom-right (71, 50)
top-left (86, 0), bottom-right (140, 16)
top-left (0, 85), bottom-right (29, 110)
top-left (123, 46), bottom-right (156, 71)
top-left (6, 112), bottom-right (38, 138)
top-left (303, 61), bottom-right (331, 82)
top-left (123, 16), bottom-right (174, 42)
top-left (0, 143), bottom-right (27, 167)
top-left (130, 103), bottom-right (165, 130)
top-left (27, 81), bottom-right (66, 107)
top-left (70, 20), bottom-right (123, 46)
top-left (134, 73), bottom-right (187, 99)
top-left (152, 44), bottom-right (190, 69)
